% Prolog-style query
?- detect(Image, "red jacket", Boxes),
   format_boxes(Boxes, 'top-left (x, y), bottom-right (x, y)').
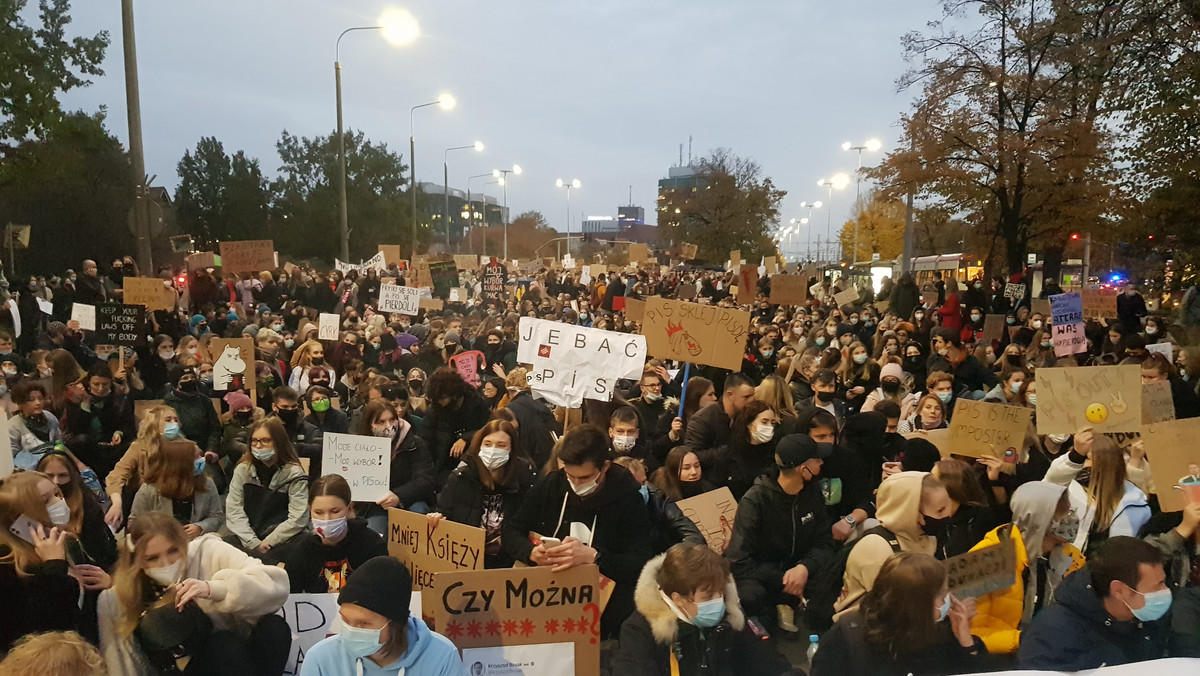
top-left (938, 292), bottom-right (962, 331)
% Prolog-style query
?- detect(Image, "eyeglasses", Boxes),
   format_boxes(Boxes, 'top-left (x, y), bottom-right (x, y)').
top-left (250, 438), bottom-right (273, 448)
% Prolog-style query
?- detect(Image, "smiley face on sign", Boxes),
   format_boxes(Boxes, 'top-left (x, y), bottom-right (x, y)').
top-left (1085, 403), bottom-right (1108, 424)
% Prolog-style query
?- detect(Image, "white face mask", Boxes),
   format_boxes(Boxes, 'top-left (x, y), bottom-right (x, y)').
top-left (478, 445), bottom-right (510, 471)
top-left (752, 423), bottom-right (775, 444)
top-left (46, 497), bottom-right (71, 526)
top-left (571, 474), bottom-right (600, 497)
top-left (145, 558), bottom-right (184, 587)
top-left (612, 435), bottom-right (637, 453)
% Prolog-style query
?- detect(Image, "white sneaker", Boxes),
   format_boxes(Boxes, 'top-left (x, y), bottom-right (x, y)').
top-left (776, 604), bottom-right (799, 633)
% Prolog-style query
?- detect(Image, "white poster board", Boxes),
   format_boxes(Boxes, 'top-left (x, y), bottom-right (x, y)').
top-left (318, 313), bottom-right (340, 341)
top-left (277, 593), bottom-right (422, 676)
top-left (71, 302), bottom-right (96, 331)
top-left (461, 642), bottom-right (576, 676)
top-left (516, 316), bottom-right (647, 407)
top-left (321, 433), bottom-right (391, 501)
top-left (35, 297), bottom-right (52, 315)
top-left (378, 284), bottom-right (421, 316)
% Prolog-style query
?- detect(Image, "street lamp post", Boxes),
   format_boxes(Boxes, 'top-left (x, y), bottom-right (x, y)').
top-left (481, 180), bottom-right (501, 256)
top-left (444, 141), bottom-right (484, 249)
top-left (787, 217), bottom-right (811, 262)
top-left (555, 179), bottom-right (582, 256)
top-left (410, 94), bottom-right (456, 259)
top-left (466, 173), bottom-right (493, 255)
top-left (816, 175), bottom-right (850, 263)
top-left (797, 201), bottom-right (823, 263)
top-left (841, 139), bottom-right (882, 264)
top-left (493, 164), bottom-right (522, 260)
top-left (335, 10), bottom-right (419, 262)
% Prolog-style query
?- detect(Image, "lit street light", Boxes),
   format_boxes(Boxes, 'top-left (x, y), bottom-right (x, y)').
top-left (410, 93), bottom-right (456, 258)
top-left (443, 141), bottom-right (484, 248)
top-left (493, 164), bottom-right (522, 260)
top-left (796, 201), bottom-right (823, 263)
top-left (842, 138), bottom-right (883, 263)
top-left (335, 9), bottom-right (420, 261)
top-left (466, 173), bottom-right (493, 255)
top-left (817, 174), bottom-right (850, 263)
top-left (555, 178), bottom-right (582, 255)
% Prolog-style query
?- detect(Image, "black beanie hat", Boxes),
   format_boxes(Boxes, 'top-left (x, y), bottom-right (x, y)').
top-left (901, 438), bottom-right (942, 473)
top-left (338, 557), bottom-right (412, 623)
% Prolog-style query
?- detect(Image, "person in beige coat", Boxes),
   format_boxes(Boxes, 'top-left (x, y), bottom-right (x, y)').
top-left (834, 471), bottom-right (953, 619)
top-left (104, 404), bottom-right (179, 529)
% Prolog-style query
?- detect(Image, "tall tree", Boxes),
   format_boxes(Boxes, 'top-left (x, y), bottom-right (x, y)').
top-left (478, 211), bottom-right (557, 261)
top-left (0, 110), bottom-right (133, 273)
top-left (837, 191), bottom-right (907, 262)
top-left (270, 129), bottom-right (413, 261)
top-left (657, 149), bottom-right (785, 263)
top-left (0, 0), bottom-right (108, 152)
top-left (175, 137), bottom-right (270, 249)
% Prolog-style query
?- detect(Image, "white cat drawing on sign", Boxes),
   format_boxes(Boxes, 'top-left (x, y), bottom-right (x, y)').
top-left (214, 344), bottom-right (246, 392)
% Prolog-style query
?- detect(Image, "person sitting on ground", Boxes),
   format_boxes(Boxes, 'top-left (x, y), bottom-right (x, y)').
top-left (279, 475), bottom-right (387, 594)
top-left (615, 456), bottom-right (705, 557)
top-left (224, 418), bottom-right (310, 558)
top-left (609, 405), bottom-right (660, 475)
top-left (684, 373), bottom-right (755, 454)
top-left (128, 439), bottom-right (224, 538)
top-left (615, 542), bottom-right (799, 676)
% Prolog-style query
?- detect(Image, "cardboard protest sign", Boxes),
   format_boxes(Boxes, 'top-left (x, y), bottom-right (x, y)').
top-left (449, 350), bottom-right (483, 387)
top-left (680, 242), bottom-right (698, 260)
top-left (736, 266), bottom-right (759, 305)
top-left (833, 288), bottom-right (859, 308)
top-left (1142, 418), bottom-right (1200, 511)
top-left (763, 256), bottom-right (778, 275)
top-left (378, 244), bottom-right (404, 266)
top-left (123, 277), bottom-right (174, 312)
top-left (205, 338), bottom-right (254, 396)
top-left (219, 239), bottom-right (275, 273)
top-left (71, 302), bottom-right (96, 331)
top-left (431, 564), bottom-right (602, 676)
top-left (769, 274), bottom-right (807, 305)
top-left (627, 243), bottom-right (648, 263)
top-left (378, 283), bottom-right (421, 315)
top-left (95, 303), bottom-right (145, 347)
top-left (945, 535), bottom-right (1017, 598)
top-left (321, 433), bottom-right (390, 501)
top-left (454, 254), bottom-right (478, 271)
top-left (1143, 380), bottom-right (1176, 424)
top-left (277, 593), bottom-right (422, 676)
top-left (1081, 286), bottom-right (1118, 319)
top-left (517, 317), bottom-right (647, 407)
top-left (675, 283), bottom-right (697, 300)
top-left (429, 261), bottom-right (459, 299)
top-left (677, 487), bottom-right (738, 554)
top-left (982, 314), bottom-right (1006, 343)
top-left (623, 298), bottom-right (645, 323)
top-left (1003, 283), bottom-right (1025, 300)
top-left (413, 262), bottom-right (434, 289)
top-left (729, 250), bottom-right (742, 267)
top-left (419, 297), bottom-right (444, 311)
top-left (317, 313), bottom-right (340, 341)
top-left (1036, 365), bottom-right (1142, 435)
top-left (947, 399), bottom-right (1034, 459)
top-left (387, 508), bottom-right (484, 591)
top-left (902, 428), bottom-right (955, 457)
top-left (1028, 299), bottom-right (1049, 317)
top-left (1050, 292), bottom-right (1084, 326)
top-left (642, 298), bottom-right (751, 372)
top-left (483, 262), bottom-right (507, 296)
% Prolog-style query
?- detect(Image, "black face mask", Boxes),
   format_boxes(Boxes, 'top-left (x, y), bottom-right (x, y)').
top-left (922, 515), bottom-right (952, 534)
top-left (178, 380), bottom-right (199, 393)
top-left (310, 357), bottom-right (325, 366)
top-left (408, 380), bottom-right (423, 392)
top-left (905, 355), bottom-right (923, 368)
top-left (1006, 355), bottom-right (1023, 367)
top-left (881, 381), bottom-right (901, 395)
top-left (233, 411), bottom-right (252, 424)
top-left (815, 390), bottom-right (835, 404)
top-left (276, 409), bottom-right (299, 426)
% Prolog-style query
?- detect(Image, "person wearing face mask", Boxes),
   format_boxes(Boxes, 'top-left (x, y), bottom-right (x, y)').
top-left (1019, 536), bottom-right (1171, 670)
top-left (98, 512), bottom-right (291, 676)
top-left (861, 362), bottom-right (919, 418)
top-left (702, 401), bottom-right (779, 501)
top-left (629, 367), bottom-right (669, 434)
top-left (353, 400), bottom-right (434, 535)
top-left (280, 475), bottom-right (386, 593)
top-left (427, 420), bottom-right (537, 569)
top-left (615, 543), bottom-right (797, 676)
top-left (288, 340), bottom-right (329, 395)
top-left (61, 363), bottom-right (136, 481)
top-left (270, 386), bottom-right (325, 480)
top-left (304, 386), bottom-right (350, 434)
top-left (162, 362), bottom-right (222, 460)
top-left (503, 425), bottom-right (652, 638)
top-left (129, 439), bottom-right (225, 538)
top-left (300, 555), bottom-right (462, 675)
top-left (741, 335), bottom-right (779, 385)
top-left (799, 369), bottom-right (848, 427)
top-left (224, 418), bottom-right (310, 558)
top-left (502, 367), bottom-right (561, 470)
top-left (608, 406), bottom-right (660, 475)
top-left (926, 459), bottom-right (996, 559)
top-left (218, 390), bottom-right (263, 477)
top-left (967, 482), bottom-right (1086, 658)
top-left (422, 367), bottom-right (492, 487)
top-left (10, 380), bottom-right (65, 471)
top-left (927, 327), bottom-right (999, 398)
top-left (813, 552), bottom-right (987, 676)
top-left (0, 471), bottom-right (86, 652)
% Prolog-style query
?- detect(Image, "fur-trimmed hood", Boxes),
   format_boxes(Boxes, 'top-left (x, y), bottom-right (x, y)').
top-left (633, 551), bottom-right (745, 644)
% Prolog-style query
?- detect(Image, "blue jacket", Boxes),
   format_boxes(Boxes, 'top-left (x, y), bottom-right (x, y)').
top-left (299, 616), bottom-right (465, 676)
top-left (1018, 565), bottom-right (1169, 671)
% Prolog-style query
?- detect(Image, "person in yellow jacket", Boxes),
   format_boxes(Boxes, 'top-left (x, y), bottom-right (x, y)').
top-left (969, 481), bottom-right (1086, 656)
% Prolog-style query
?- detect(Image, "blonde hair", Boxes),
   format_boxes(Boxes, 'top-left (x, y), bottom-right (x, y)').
top-left (137, 404), bottom-right (177, 448)
top-left (113, 513), bottom-right (189, 635)
top-left (754, 375), bottom-right (797, 420)
top-left (0, 631), bottom-right (106, 676)
top-left (290, 340), bottom-right (323, 369)
top-left (505, 367), bottom-right (529, 392)
top-left (0, 472), bottom-right (67, 576)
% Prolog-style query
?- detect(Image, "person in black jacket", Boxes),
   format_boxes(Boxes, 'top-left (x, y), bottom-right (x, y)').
top-left (269, 386), bottom-right (325, 479)
top-left (354, 399), bottom-right (435, 535)
top-left (926, 327), bottom-right (999, 397)
top-left (819, 410), bottom-right (881, 543)
top-left (304, 386), bottom-right (350, 434)
top-left (614, 456), bottom-right (705, 557)
top-left (502, 424), bottom-right (653, 639)
top-left (615, 543), bottom-right (799, 676)
top-left (422, 367), bottom-right (492, 487)
top-left (430, 419), bottom-right (537, 569)
top-left (684, 372), bottom-right (755, 454)
top-left (61, 362), bottom-right (137, 481)
top-left (701, 400), bottom-right (779, 501)
top-left (1019, 536), bottom-right (1171, 670)
top-left (725, 434), bottom-right (837, 631)
top-left (812, 552), bottom-right (988, 676)
top-left (279, 474), bottom-right (387, 593)
top-left (502, 368), bottom-right (561, 470)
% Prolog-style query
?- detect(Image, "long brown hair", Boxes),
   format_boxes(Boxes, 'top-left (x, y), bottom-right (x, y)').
top-left (113, 513), bottom-right (189, 635)
top-left (240, 417), bottom-right (302, 467)
top-left (0, 472), bottom-right (70, 575)
top-left (145, 440), bottom-right (207, 500)
top-left (651, 446), bottom-right (700, 502)
top-left (36, 451), bottom-right (87, 533)
top-left (681, 376), bottom-right (713, 422)
top-left (1087, 435), bottom-right (1128, 530)
top-left (463, 419), bottom-right (524, 491)
top-left (861, 552), bottom-right (947, 660)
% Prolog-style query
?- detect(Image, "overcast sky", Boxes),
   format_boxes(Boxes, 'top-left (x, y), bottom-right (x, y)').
top-left (61, 0), bottom-right (931, 255)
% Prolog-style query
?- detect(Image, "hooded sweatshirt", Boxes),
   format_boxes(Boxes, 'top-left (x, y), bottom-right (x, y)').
top-left (299, 615), bottom-right (464, 676)
top-left (968, 482), bottom-right (1086, 654)
top-left (834, 471), bottom-right (934, 619)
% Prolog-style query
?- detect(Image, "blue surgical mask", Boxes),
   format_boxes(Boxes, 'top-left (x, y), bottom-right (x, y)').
top-left (1128, 588), bottom-right (1172, 622)
top-left (853, 353), bottom-right (867, 365)
top-left (1010, 381), bottom-right (1023, 394)
top-left (192, 457), bottom-right (206, 476)
top-left (1027, 394), bottom-right (1038, 407)
top-left (252, 448), bottom-right (275, 462)
top-left (639, 484), bottom-right (649, 503)
top-left (936, 391), bottom-right (952, 404)
top-left (693, 596), bottom-right (726, 628)
top-left (336, 616), bottom-right (386, 658)
top-left (761, 349), bottom-right (774, 359)
top-left (163, 422), bottom-right (181, 440)
top-left (815, 337), bottom-right (826, 347)
top-left (938, 594), bottom-right (951, 622)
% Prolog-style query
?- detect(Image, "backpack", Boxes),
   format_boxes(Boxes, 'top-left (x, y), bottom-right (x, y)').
top-left (805, 524), bottom-right (901, 634)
